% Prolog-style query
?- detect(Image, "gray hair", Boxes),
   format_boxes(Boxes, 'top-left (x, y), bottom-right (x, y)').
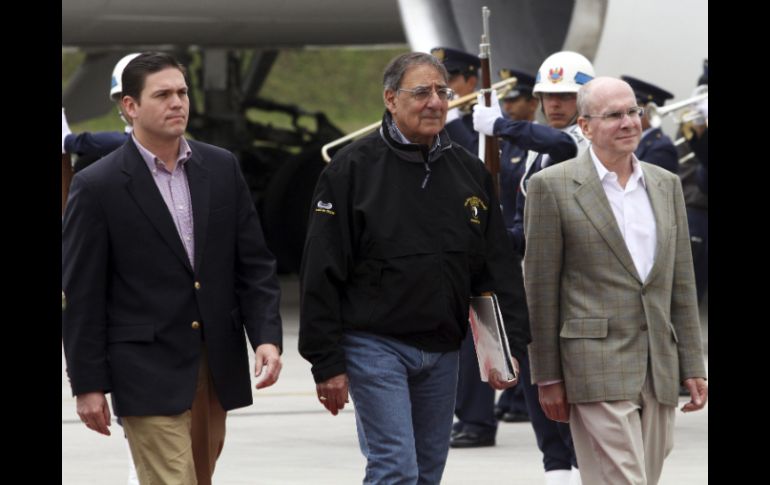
top-left (382, 52), bottom-right (449, 91)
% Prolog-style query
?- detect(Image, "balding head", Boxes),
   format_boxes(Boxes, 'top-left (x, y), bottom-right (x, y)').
top-left (577, 77), bottom-right (635, 118)
top-left (577, 77), bottom-right (642, 163)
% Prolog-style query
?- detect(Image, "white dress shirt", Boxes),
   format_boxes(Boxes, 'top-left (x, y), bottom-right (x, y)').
top-left (589, 147), bottom-right (657, 282)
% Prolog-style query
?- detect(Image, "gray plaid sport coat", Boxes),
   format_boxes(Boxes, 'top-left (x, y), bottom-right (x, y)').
top-left (523, 150), bottom-right (706, 407)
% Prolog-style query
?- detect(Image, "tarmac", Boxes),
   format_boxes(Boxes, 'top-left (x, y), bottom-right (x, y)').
top-left (62, 276), bottom-right (708, 484)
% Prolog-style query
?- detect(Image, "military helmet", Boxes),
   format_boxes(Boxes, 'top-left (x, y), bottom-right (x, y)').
top-left (533, 51), bottom-right (595, 95)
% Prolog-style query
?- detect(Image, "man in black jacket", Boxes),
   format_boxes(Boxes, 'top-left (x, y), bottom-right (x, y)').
top-left (299, 52), bottom-right (529, 484)
top-left (62, 52), bottom-right (283, 485)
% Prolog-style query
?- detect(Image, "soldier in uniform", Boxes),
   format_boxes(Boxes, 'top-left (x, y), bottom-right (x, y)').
top-left (62, 52), bottom-right (142, 485)
top-left (430, 46), bottom-right (501, 449)
top-left (63, 53), bottom-right (141, 172)
top-left (621, 75), bottom-right (679, 174)
top-left (494, 68), bottom-right (538, 425)
top-left (431, 47), bottom-right (481, 153)
top-left (474, 50), bottom-right (595, 485)
top-left (677, 60), bottom-right (708, 302)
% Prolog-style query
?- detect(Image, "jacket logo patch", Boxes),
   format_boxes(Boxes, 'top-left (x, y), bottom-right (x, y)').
top-left (464, 196), bottom-right (488, 224)
top-left (315, 200), bottom-right (335, 215)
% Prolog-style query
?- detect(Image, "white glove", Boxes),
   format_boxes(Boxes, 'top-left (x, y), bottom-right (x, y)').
top-left (445, 107), bottom-right (461, 124)
top-left (473, 91), bottom-right (503, 136)
top-left (62, 108), bottom-right (72, 154)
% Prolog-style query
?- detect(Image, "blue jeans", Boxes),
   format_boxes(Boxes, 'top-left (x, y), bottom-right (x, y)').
top-left (342, 331), bottom-right (459, 485)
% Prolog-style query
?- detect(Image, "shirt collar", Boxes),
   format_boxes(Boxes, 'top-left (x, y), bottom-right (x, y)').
top-left (388, 115), bottom-right (441, 155)
top-left (132, 134), bottom-right (192, 173)
top-left (589, 146), bottom-right (647, 188)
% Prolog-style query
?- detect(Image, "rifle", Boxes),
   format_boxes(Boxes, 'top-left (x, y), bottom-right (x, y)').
top-left (478, 6), bottom-right (500, 197)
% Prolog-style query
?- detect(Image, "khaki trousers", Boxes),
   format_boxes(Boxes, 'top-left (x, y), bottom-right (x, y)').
top-left (122, 347), bottom-right (227, 485)
top-left (569, 373), bottom-right (675, 485)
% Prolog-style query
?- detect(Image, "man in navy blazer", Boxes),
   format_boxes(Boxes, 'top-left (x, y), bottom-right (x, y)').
top-left (62, 52), bottom-right (283, 485)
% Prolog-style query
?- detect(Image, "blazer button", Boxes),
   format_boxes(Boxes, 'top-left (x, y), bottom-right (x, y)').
top-left (191, 321), bottom-right (201, 329)
top-left (194, 281), bottom-right (201, 290)
top-left (640, 324), bottom-right (648, 331)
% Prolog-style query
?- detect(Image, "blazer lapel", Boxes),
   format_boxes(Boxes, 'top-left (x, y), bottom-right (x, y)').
top-left (572, 152), bottom-right (643, 284)
top-left (122, 141), bottom-right (194, 275)
top-left (641, 165), bottom-right (672, 285)
top-left (185, 151), bottom-right (210, 275)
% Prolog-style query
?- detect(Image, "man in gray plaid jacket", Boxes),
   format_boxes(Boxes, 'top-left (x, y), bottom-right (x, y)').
top-left (523, 77), bottom-right (707, 485)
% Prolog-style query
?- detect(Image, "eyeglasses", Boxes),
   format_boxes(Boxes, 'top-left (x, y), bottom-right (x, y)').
top-left (584, 106), bottom-right (644, 122)
top-left (397, 86), bottom-right (455, 102)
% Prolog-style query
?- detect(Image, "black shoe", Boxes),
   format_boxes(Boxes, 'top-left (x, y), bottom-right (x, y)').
top-left (501, 411), bottom-right (530, 423)
top-left (449, 431), bottom-right (496, 448)
top-left (451, 421), bottom-right (465, 439)
top-left (493, 406), bottom-right (505, 420)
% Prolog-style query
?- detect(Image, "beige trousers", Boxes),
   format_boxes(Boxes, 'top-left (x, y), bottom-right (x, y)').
top-left (122, 347), bottom-right (227, 485)
top-left (569, 373), bottom-right (675, 485)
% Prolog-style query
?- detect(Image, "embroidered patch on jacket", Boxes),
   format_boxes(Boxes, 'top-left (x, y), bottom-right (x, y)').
top-left (464, 196), bottom-right (488, 224)
top-left (315, 200), bottom-right (335, 215)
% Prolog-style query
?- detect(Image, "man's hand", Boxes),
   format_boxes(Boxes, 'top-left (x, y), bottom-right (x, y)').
top-left (681, 377), bottom-right (708, 412)
top-left (76, 392), bottom-right (112, 436)
top-left (487, 357), bottom-right (520, 390)
top-left (254, 343), bottom-right (282, 389)
top-left (472, 91), bottom-right (503, 136)
top-left (316, 373), bottom-right (349, 416)
top-left (538, 382), bottom-right (570, 423)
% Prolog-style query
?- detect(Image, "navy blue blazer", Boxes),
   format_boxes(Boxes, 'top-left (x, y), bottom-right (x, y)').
top-left (62, 137), bottom-right (282, 416)
top-left (636, 128), bottom-right (678, 174)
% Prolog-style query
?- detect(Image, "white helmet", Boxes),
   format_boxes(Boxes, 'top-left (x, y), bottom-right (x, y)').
top-left (110, 53), bottom-right (141, 101)
top-left (533, 51), bottom-right (595, 95)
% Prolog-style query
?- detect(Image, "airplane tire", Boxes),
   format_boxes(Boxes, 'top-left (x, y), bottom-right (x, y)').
top-left (260, 145), bottom-right (326, 274)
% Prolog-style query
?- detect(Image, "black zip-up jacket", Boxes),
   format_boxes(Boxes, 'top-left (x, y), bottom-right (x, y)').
top-left (299, 111), bottom-right (530, 383)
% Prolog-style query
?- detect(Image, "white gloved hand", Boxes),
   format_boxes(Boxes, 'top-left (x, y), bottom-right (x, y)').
top-left (445, 107), bottom-right (461, 124)
top-left (473, 90), bottom-right (503, 136)
top-left (62, 108), bottom-right (72, 154)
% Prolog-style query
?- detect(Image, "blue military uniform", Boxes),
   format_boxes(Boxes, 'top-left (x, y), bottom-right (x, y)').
top-left (505, 123), bottom-right (585, 473)
top-left (678, 60), bottom-right (708, 302)
top-left (432, 47), bottom-right (481, 155)
top-left (495, 69), bottom-right (534, 423)
top-left (622, 75), bottom-right (678, 174)
top-left (432, 46), bottom-right (498, 447)
top-left (498, 69), bottom-right (536, 230)
top-left (636, 128), bottom-right (678, 173)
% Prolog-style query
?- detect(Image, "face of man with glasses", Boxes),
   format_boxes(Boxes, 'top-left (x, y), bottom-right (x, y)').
top-left (578, 79), bottom-right (643, 159)
top-left (384, 64), bottom-right (454, 146)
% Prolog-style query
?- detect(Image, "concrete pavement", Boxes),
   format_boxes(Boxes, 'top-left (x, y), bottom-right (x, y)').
top-left (62, 276), bottom-right (708, 484)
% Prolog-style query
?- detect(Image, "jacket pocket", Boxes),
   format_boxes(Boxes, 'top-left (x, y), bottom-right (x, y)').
top-left (560, 318), bottom-right (608, 339)
top-left (107, 324), bottom-right (155, 343)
